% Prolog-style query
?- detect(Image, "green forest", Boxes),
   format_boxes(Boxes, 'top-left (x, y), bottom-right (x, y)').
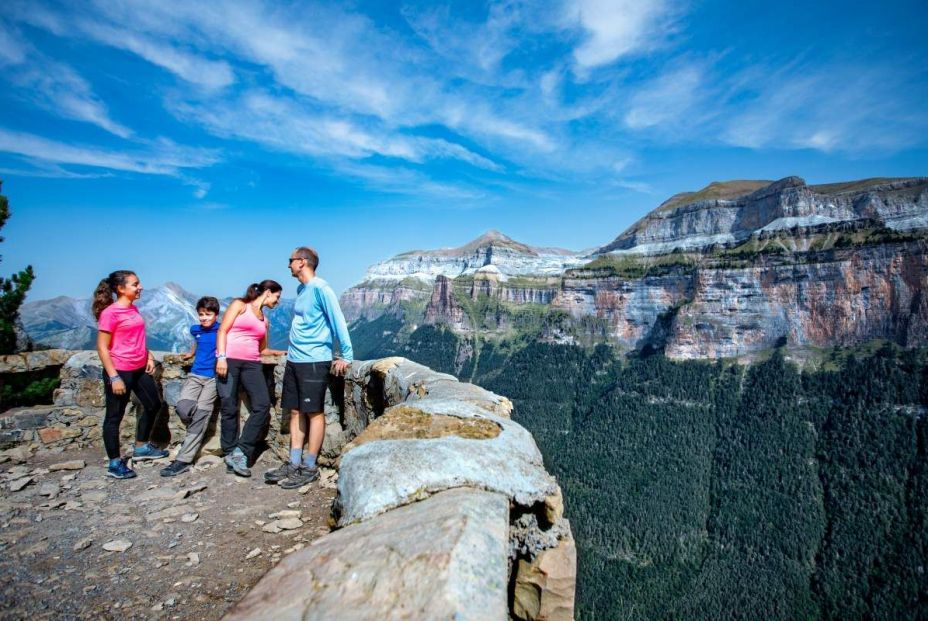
top-left (352, 318), bottom-right (928, 620)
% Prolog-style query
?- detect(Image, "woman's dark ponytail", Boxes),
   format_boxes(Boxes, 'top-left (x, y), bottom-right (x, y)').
top-left (241, 283), bottom-right (262, 303)
top-left (239, 279), bottom-right (282, 303)
top-left (92, 270), bottom-right (136, 319)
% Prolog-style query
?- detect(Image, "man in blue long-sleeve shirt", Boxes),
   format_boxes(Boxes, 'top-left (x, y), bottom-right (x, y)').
top-left (266, 246), bottom-right (354, 489)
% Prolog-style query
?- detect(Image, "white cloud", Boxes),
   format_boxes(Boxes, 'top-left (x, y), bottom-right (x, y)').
top-left (612, 178), bottom-right (652, 193)
top-left (402, 1), bottom-right (529, 78)
top-left (19, 62), bottom-right (133, 138)
top-left (0, 128), bottom-right (220, 176)
top-left (719, 63), bottom-right (927, 154)
top-left (624, 62), bottom-right (705, 129)
top-left (0, 23), bottom-right (28, 64)
top-left (0, 163), bottom-right (112, 179)
top-left (8, 0), bottom-right (918, 205)
top-left (0, 23), bottom-right (131, 137)
top-left (79, 21), bottom-right (235, 90)
top-left (564, 0), bottom-right (678, 70)
top-left (450, 109), bottom-right (557, 153)
top-left (168, 89), bottom-right (502, 171)
top-left (10, 0), bottom-right (576, 179)
top-left (9, 1), bottom-right (234, 90)
top-left (334, 161), bottom-right (486, 202)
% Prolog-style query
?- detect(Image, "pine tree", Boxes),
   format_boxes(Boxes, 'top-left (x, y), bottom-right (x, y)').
top-left (0, 181), bottom-right (35, 354)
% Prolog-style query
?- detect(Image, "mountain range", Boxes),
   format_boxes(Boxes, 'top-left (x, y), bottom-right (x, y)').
top-left (342, 176), bottom-right (928, 362)
top-left (21, 283), bottom-right (294, 352)
top-left (22, 176), bottom-right (928, 359)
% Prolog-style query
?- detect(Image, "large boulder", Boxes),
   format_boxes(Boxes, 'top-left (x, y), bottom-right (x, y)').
top-left (223, 488), bottom-right (510, 621)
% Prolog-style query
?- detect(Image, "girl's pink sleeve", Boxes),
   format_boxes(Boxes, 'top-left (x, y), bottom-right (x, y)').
top-left (98, 308), bottom-right (115, 332)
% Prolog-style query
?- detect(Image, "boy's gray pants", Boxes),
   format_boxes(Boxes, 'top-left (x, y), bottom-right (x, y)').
top-left (174, 374), bottom-right (217, 464)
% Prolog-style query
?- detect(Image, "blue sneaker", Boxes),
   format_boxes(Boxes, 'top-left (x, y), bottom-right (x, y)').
top-left (133, 442), bottom-right (169, 461)
top-left (107, 458), bottom-right (137, 479)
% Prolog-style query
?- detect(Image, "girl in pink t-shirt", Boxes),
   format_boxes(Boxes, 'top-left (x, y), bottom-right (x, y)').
top-left (93, 270), bottom-right (168, 479)
top-left (216, 279), bottom-right (286, 477)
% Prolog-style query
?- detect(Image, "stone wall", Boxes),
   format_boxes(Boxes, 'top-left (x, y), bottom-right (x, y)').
top-left (0, 350), bottom-right (576, 620)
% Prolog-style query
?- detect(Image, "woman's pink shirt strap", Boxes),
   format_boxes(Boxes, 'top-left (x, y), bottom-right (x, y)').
top-left (98, 303), bottom-right (148, 371)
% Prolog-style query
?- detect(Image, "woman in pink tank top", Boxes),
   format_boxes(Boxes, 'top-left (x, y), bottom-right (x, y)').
top-left (216, 280), bottom-right (286, 476)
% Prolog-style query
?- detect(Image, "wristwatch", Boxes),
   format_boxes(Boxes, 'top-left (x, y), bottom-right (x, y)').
top-left (109, 374), bottom-right (122, 383)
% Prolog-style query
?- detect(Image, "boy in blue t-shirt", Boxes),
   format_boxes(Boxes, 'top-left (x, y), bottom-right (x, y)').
top-left (161, 296), bottom-right (221, 477)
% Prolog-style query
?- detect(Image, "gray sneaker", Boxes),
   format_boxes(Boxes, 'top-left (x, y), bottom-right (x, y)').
top-left (224, 449), bottom-right (251, 477)
top-left (279, 466), bottom-right (319, 489)
top-left (264, 461), bottom-right (298, 484)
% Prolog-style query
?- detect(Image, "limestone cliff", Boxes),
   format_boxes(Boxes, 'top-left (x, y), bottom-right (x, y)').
top-left (599, 176), bottom-right (928, 255)
top-left (342, 176), bottom-right (928, 360)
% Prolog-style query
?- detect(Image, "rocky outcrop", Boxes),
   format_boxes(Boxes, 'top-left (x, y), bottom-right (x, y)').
top-left (0, 351), bottom-right (575, 620)
top-left (424, 275), bottom-right (473, 331)
top-left (665, 241), bottom-right (928, 358)
top-left (550, 241), bottom-right (928, 357)
top-left (338, 278), bottom-right (433, 322)
top-left (0, 348), bottom-right (72, 373)
top-left (227, 356), bottom-right (574, 620)
top-left (600, 176), bottom-right (928, 255)
top-left (554, 269), bottom-right (696, 346)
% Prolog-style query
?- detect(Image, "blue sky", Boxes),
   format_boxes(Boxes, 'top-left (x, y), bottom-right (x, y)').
top-left (1, 0), bottom-right (926, 300)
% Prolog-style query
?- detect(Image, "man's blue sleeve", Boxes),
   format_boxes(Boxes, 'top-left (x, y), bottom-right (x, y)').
top-left (320, 285), bottom-right (354, 362)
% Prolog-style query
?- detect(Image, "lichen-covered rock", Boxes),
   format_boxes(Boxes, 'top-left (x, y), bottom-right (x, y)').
top-left (335, 396), bottom-right (555, 526)
top-left (404, 377), bottom-right (513, 418)
top-left (224, 488), bottom-right (510, 621)
top-left (342, 405), bottom-right (501, 452)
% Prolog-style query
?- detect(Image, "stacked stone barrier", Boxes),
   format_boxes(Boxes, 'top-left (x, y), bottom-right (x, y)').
top-left (0, 350), bottom-right (576, 620)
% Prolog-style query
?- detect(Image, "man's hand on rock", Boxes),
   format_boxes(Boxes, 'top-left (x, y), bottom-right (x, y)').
top-left (331, 359), bottom-right (350, 377)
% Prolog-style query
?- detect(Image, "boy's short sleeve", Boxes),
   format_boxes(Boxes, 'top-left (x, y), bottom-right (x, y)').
top-left (98, 307), bottom-right (116, 332)
top-left (190, 325), bottom-right (198, 336)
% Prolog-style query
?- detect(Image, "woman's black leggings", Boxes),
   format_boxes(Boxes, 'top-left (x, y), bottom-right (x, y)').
top-left (217, 359), bottom-right (271, 460)
top-left (102, 367), bottom-right (162, 459)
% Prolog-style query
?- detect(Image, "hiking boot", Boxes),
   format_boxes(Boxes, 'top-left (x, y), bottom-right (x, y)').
top-left (264, 461), bottom-right (299, 484)
top-left (106, 458), bottom-right (137, 480)
top-left (133, 442), bottom-right (169, 461)
top-left (224, 449), bottom-right (251, 477)
top-left (160, 460), bottom-right (191, 477)
top-left (279, 465), bottom-right (319, 489)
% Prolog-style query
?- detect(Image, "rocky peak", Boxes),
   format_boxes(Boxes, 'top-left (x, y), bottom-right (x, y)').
top-left (463, 229), bottom-right (518, 248)
top-left (656, 179), bottom-right (773, 213)
top-left (356, 231), bottom-right (586, 285)
top-left (599, 175), bottom-right (928, 255)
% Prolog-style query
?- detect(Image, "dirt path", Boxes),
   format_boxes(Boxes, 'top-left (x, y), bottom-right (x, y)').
top-left (0, 447), bottom-right (336, 621)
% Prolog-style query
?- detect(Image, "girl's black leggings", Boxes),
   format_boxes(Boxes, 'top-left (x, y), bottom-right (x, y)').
top-left (102, 367), bottom-right (162, 459)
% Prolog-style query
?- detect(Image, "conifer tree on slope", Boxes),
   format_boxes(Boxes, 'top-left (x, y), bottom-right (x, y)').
top-left (0, 181), bottom-right (34, 354)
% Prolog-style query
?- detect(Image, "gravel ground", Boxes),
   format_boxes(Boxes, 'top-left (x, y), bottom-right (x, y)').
top-left (0, 447), bottom-right (336, 621)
